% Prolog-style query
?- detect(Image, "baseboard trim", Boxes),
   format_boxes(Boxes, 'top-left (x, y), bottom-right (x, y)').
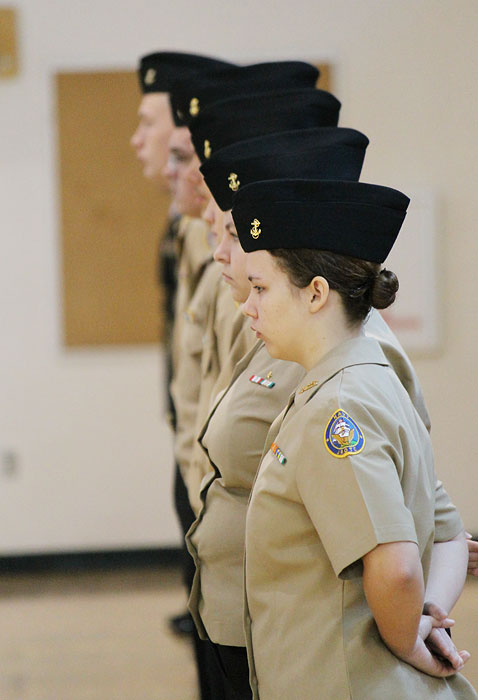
top-left (0, 547), bottom-right (183, 573)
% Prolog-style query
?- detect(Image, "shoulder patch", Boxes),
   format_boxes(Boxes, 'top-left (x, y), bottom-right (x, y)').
top-left (324, 409), bottom-right (365, 458)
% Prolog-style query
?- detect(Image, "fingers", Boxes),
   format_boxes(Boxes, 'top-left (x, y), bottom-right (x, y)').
top-left (427, 629), bottom-right (459, 667)
top-left (466, 537), bottom-right (478, 577)
top-left (465, 534), bottom-right (478, 576)
top-left (409, 639), bottom-right (464, 678)
top-left (423, 601), bottom-right (454, 626)
top-left (427, 629), bottom-right (470, 672)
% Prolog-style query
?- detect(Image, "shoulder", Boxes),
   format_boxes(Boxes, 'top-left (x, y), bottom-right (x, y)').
top-left (180, 216), bottom-right (212, 272)
top-left (294, 363), bottom-right (406, 453)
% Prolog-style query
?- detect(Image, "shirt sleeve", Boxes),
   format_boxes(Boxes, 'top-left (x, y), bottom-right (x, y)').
top-left (434, 479), bottom-right (464, 542)
top-left (294, 390), bottom-right (419, 580)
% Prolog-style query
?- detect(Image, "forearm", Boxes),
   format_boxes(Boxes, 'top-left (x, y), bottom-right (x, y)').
top-left (426, 530), bottom-right (468, 613)
top-left (363, 541), bottom-right (424, 657)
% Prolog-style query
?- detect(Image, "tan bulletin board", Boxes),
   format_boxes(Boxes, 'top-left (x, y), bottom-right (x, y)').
top-left (56, 70), bottom-right (171, 346)
top-left (316, 63), bottom-right (331, 92)
top-left (0, 7), bottom-right (19, 77)
top-left (57, 65), bottom-right (331, 347)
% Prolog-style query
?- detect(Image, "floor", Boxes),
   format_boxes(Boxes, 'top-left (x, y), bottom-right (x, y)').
top-left (0, 566), bottom-right (197, 700)
top-left (0, 566), bottom-right (476, 699)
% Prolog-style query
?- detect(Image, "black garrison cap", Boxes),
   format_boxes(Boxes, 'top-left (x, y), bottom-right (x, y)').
top-left (201, 127), bottom-right (369, 211)
top-left (138, 51), bottom-right (234, 93)
top-left (170, 61), bottom-right (320, 126)
top-left (189, 88), bottom-right (341, 164)
top-left (232, 179), bottom-right (410, 263)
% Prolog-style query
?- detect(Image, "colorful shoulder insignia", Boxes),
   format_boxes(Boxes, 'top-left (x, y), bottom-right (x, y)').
top-left (324, 409), bottom-right (365, 458)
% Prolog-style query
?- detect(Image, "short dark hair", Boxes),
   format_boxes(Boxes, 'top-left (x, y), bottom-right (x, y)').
top-left (270, 248), bottom-right (399, 325)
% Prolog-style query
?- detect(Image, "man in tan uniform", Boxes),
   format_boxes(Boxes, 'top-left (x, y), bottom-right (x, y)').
top-left (131, 51), bottom-right (235, 699)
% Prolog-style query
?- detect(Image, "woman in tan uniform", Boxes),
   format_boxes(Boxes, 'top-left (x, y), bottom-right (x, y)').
top-left (187, 126), bottom-right (365, 699)
top-left (185, 128), bottom-right (470, 698)
top-left (231, 178), bottom-right (476, 699)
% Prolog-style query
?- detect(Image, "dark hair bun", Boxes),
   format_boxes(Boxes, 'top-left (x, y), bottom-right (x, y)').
top-left (371, 269), bottom-right (399, 309)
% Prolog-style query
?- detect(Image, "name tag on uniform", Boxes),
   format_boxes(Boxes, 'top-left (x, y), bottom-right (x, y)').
top-left (270, 442), bottom-right (287, 464)
top-left (249, 374), bottom-right (275, 389)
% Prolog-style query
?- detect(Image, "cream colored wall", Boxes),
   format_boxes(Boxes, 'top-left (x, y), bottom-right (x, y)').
top-left (0, 0), bottom-right (476, 553)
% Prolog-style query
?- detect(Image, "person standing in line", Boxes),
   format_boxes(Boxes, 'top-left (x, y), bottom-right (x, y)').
top-left (185, 121), bottom-right (474, 697)
top-left (232, 178), bottom-right (476, 699)
top-left (148, 55), bottom-right (323, 698)
top-left (169, 61), bottom-right (324, 518)
top-left (131, 51), bottom-right (234, 699)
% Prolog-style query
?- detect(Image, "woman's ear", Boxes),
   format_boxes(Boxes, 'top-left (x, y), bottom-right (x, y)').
top-left (308, 276), bottom-right (329, 314)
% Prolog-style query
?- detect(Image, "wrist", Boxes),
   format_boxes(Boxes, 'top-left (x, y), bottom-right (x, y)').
top-left (385, 635), bottom-right (421, 661)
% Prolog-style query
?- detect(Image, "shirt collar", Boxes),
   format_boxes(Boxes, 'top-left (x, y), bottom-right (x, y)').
top-left (293, 334), bottom-right (389, 410)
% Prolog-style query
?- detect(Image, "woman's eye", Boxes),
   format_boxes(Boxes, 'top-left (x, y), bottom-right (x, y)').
top-left (253, 285), bottom-right (264, 294)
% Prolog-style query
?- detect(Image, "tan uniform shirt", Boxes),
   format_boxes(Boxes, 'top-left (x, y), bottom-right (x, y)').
top-left (171, 221), bottom-right (255, 514)
top-left (244, 336), bottom-right (473, 700)
top-left (186, 275), bottom-right (255, 513)
top-left (187, 341), bottom-right (305, 644)
top-left (170, 215), bottom-right (212, 381)
top-left (365, 308), bottom-right (431, 431)
top-left (186, 312), bottom-right (452, 648)
top-left (171, 260), bottom-right (219, 507)
top-left (364, 310), bottom-right (454, 540)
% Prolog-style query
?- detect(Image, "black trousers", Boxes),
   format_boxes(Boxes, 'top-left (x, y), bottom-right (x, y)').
top-left (173, 463), bottom-right (229, 699)
top-left (210, 642), bottom-right (253, 700)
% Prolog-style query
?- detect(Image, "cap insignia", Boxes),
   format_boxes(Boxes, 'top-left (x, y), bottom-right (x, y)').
top-left (228, 172), bottom-right (240, 192)
top-left (250, 218), bottom-right (261, 239)
top-left (189, 97), bottom-right (200, 116)
top-left (144, 68), bottom-right (156, 86)
top-left (204, 139), bottom-right (212, 159)
top-left (324, 409), bottom-right (365, 458)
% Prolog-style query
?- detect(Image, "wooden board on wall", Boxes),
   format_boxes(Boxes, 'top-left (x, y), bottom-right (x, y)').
top-left (0, 7), bottom-right (19, 78)
top-left (316, 63), bottom-right (331, 91)
top-left (57, 71), bottom-right (170, 346)
top-left (57, 64), bottom-right (332, 347)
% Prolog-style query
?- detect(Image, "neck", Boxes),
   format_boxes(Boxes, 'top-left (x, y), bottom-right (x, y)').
top-left (299, 308), bottom-right (361, 372)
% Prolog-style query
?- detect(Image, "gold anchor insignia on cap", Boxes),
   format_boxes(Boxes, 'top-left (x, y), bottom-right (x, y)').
top-left (144, 68), bottom-right (156, 85)
top-left (189, 97), bottom-right (200, 116)
top-left (250, 218), bottom-right (261, 239)
top-left (228, 173), bottom-right (240, 192)
top-left (204, 139), bottom-right (212, 159)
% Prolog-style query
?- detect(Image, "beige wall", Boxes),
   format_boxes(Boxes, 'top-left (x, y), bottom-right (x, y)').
top-left (0, 0), bottom-right (476, 552)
